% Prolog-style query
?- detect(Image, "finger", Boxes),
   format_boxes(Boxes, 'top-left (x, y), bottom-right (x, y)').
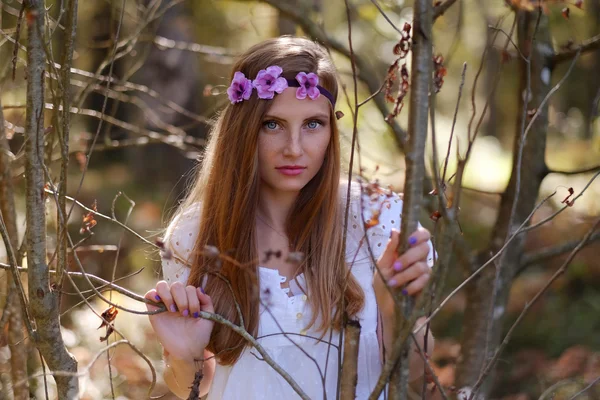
top-left (186, 286), bottom-right (201, 318)
top-left (144, 289), bottom-right (161, 312)
top-left (171, 281), bottom-right (189, 316)
top-left (407, 227), bottom-right (431, 247)
top-left (388, 261), bottom-right (430, 289)
top-left (197, 287), bottom-right (215, 314)
top-left (377, 229), bottom-right (401, 279)
top-left (144, 288), bottom-right (161, 302)
top-left (403, 272), bottom-right (430, 296)
top-left (394, 242), bottom-right (431, 272)
top-left (155, 280), bottom-right (175, 312)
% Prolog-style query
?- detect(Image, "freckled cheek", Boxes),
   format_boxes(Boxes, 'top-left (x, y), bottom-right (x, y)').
top-left (309, 133), bottom-right (330, 163)
top-left (257, 137), bottom-right (283, 169)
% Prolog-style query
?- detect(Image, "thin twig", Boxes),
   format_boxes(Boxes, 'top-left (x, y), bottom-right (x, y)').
top-left (441, 63), bottom-right (467, 184)
top-left (414, 190), bottom-right (557, 334)
top-left (520, 170), bottom-right (600, 235)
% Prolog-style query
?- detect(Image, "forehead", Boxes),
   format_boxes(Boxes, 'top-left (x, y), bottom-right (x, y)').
top-left (266, 87), bottom-right (331, 118)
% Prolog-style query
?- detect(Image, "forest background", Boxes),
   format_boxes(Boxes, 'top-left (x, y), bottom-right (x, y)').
top-left (0, 0), bottom-right (600, 399)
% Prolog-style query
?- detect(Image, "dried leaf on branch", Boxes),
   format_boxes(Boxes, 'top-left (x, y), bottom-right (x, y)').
top-left (80, 200), bottom-right (98, 235)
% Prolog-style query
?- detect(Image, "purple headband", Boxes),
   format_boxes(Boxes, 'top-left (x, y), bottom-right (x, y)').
top-left (226, 65), bottom-right (336, 108)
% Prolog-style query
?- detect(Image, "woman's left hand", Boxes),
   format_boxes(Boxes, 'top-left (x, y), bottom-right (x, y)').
top-left (373, 227), bottom-right (432, 319)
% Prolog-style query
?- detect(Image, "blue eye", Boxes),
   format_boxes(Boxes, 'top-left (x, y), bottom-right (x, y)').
top-left (263, 120), bottom-right (279, 130)
top-left (307, 120), bottom-right (322, 129)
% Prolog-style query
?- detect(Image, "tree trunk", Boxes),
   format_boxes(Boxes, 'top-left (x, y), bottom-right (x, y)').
top-left (23, 1), bottom-right (78, 397)
top-left (455, 10), bottom-right (553, 398)
top-left (389, 0), bottom-right (432, 398)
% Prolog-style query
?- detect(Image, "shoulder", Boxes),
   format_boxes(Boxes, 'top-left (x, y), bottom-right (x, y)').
top-left (339, 179), bottom-right (402, 259)
top-left (161, 202), bottom-right (202, 284)
top-left (339, 178), bottom-right (404, 233)
top-left (339, 179), bottom-right (434, 268)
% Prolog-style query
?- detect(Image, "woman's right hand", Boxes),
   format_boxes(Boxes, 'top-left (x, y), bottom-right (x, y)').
top-left (144, 281), bottom-right (215, 361)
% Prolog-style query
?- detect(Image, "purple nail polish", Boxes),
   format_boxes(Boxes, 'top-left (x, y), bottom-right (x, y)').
top-left (169, 304), bottom-right (177, 312)
top-left (409, 236), bottom-right (417, 246)
top-left (388, 279), bottom-right (397, 287)
top-left (182, 309), bottom-right (189, 317)
top-left (200, 287), bottom-right (205, 294)
top-left (193, 312), bottom-right (199, 318)
top-left (393, 261), bottom-right (402, 271)
top-left (155, 295), bottom-right (161, 301)
top-left (402, 289), bottom-right (408, 296)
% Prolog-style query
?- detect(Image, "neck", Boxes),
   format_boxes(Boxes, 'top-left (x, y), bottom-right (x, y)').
top-left (257, 182), bottom-right (299, 231)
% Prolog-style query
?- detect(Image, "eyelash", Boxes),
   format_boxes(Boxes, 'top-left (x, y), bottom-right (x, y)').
top-left (262, 119), bottom-right (324, 131)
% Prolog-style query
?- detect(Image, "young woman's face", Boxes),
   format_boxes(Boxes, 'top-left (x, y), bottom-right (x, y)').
top-left (257, 87), bottom-right (332, 193)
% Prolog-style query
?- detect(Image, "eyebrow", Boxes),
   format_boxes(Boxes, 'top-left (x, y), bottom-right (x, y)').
top-left (263, 113), bottom-right (330, 121)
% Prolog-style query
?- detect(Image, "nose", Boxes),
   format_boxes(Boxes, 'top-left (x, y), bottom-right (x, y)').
top-left (282, 128), bottom-right (303, 158)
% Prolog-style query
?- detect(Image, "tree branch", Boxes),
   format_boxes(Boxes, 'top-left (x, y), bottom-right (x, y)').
top-left (553, 33), bottom-right (600, 65)
top-left (340, 319), bottom-right (361, 400)
top-left (519, 230), bottom-right (600, 270)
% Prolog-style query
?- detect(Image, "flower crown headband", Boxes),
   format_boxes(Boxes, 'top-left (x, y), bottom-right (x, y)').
top-left (227, 65), bottom-right (336, 108)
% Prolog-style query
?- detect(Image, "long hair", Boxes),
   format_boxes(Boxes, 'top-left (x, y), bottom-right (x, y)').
top-left (168, 36), bottom-right (365, 365)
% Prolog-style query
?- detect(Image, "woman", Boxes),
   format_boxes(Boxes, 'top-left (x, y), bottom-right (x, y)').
top-left (145, 36), bottom-right (435, 399)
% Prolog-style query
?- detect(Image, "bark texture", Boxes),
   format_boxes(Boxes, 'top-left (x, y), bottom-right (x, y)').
top-left (340, 319), bottom-right (361, 400)
top-left (23, 1), bottom-right (78, 397)
top-left (389, 0), bottom-right (432, 398)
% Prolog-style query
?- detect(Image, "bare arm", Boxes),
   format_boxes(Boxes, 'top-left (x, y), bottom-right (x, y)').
top-left (164, 348), bottom-right (216, 398)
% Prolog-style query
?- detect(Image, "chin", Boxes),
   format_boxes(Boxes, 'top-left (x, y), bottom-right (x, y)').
top-left (263, 175), bottom-right (311, 193)
top-left (272, 181), bottom-right (307, 193)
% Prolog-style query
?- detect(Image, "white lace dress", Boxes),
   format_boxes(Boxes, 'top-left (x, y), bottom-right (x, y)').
top-left (160, 182), bottom-right (434, 400)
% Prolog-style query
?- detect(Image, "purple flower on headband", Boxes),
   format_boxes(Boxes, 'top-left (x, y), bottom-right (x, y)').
top-left (295, 72), bottom-right (320, 100)
top-left (253, 66), bottom-right (288, 99)
top-left (227, 72), bottom-right (253, 104)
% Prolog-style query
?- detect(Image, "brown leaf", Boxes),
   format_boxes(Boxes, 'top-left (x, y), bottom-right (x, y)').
top-left (100, 325), bottom-right (114, 342)
top-left (561, 187), bottom-right (575, 206)
top-left (364, 210), bottom-right (380, 229)
top-left (430, 210), bottom-right (442, 221)
top-left (98, 305), bottom-right (118, 329)
top-left (80, 200), bottom-right (98, 235)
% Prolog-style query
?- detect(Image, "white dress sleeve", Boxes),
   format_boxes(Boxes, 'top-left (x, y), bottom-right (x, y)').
top-left (349, 181), bottom-right (436, 267)
top-left (160, 202), bottom-right (202, 285)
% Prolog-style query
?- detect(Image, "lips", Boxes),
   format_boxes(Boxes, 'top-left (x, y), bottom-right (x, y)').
top-left (276, 165), bottom-right (306, 176)
top-left (276, 165), bottom-right (306, 170)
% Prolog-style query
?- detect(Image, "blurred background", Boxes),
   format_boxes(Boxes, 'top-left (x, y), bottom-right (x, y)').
top-left (1, 0), bottom-right (599, 398)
